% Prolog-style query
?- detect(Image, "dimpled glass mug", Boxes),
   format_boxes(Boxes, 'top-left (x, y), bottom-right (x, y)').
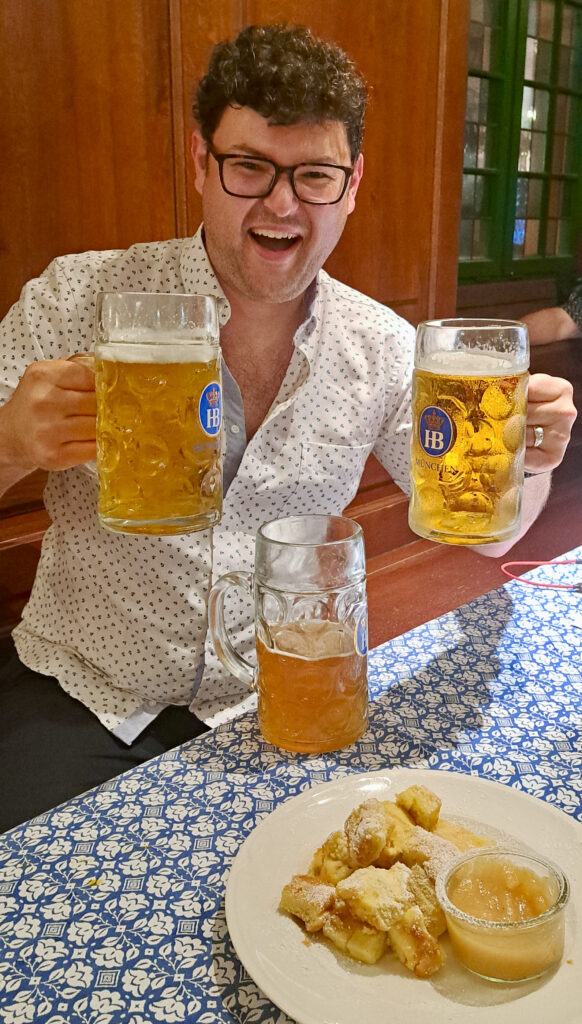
top-left (94, 292), bottom-right (222, 535)
top-left (208, 514), bottom-right (369, 753)
top-left (409, 318), bottom-right (529, 545)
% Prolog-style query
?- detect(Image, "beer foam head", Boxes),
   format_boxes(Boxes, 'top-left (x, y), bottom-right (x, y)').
top-left (95, 329), bottom-right (218, 363)
top-left (420, 349), bottom-right (527, 376)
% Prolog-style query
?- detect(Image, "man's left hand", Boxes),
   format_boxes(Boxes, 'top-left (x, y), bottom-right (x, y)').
top-left (525, 373), bottom-right (577, 474)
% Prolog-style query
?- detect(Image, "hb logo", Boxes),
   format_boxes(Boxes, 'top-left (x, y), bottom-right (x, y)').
top-left (419, 406), bottom-right (454, 457)
top-left (199, 382), bottom-right (222, 436)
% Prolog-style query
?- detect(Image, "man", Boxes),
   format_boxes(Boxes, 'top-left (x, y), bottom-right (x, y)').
top-left (0, 25), bottom-right (576, 829)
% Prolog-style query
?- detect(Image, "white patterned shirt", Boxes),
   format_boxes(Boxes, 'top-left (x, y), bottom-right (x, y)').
top-left (0, 228), bottom-right (415, 734)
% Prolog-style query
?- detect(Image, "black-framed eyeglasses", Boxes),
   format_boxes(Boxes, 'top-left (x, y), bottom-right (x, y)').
top-left (207, 145), bottom-right (354, 205)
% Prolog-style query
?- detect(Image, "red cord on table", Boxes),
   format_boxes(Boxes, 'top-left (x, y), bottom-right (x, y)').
top-left (500, 559), bottom-right (582, 590)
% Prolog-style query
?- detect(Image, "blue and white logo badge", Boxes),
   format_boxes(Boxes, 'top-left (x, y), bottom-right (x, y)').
top-left (419, 405), bottom-right (454, 457)
top-left (199, 382), bottom-right (222, 436)
top-left (354, 608), bottom-right (368, 657)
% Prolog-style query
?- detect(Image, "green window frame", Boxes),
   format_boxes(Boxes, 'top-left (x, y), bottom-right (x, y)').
top-left (459, 0), bottom-right (582, 284)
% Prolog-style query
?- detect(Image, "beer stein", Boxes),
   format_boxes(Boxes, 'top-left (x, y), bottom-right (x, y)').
top-left (208, 514), bottom-right (369, 753)
top-left (94, 292), bottom-right (222, 535)
top-left (409, 318), bottom-right (529, 545)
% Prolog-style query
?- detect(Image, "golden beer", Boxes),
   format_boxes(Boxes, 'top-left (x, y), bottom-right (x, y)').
top-left (95, 341), bottom-right (222, 534)
top-left (409, 352), bottom-right (528, 544)
top-left (256, 620), bottom-right (368, 753)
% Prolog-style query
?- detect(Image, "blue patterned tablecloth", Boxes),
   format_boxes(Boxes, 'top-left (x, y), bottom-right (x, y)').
top-left (1, 550), bottom-right (581, 1023)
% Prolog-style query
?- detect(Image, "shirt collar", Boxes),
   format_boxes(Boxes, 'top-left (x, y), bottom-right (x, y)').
top-left (179, 226), bottom-right (231, 329)
top-left (180, 224), bottom-right (323, 352)
top-left (293, 273), bottom-right (321, 364)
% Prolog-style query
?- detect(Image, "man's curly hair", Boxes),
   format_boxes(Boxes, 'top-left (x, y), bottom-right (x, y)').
top-left (194, 24), bottom-right (368, 162)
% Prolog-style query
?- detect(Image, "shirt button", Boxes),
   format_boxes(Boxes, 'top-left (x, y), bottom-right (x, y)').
top-left (230, 424), bottom-right (241, 435)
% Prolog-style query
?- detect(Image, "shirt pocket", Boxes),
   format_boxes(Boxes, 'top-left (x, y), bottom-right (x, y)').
top-left (283, 440), bottom-right (374, 515)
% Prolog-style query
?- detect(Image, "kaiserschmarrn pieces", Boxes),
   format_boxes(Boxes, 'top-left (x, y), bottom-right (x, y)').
top-left (407, 864), bottom-right (447, 937)
top-left (336, 863), bottom-right (415, 931)
top-left (388, 905), bottom-right (444, 978)
top-left (344, 798), bottom-right (389, 868)
top-left (310, 829), bottom-right (352, 884)
top-left (374, 801), bottom-right (415, 868)
top-left (399, 825), bottom-right (459, 881)
top-left (279, 782), bottom-right (495, 981)
top-left (433, 817), bottom-right (492, 851)
top-left (322, 908), bottom-right (387, 964)
top-left (279, 874), bottom-right (335, 932)
top-left (396, 784), bottom-right (442, 831)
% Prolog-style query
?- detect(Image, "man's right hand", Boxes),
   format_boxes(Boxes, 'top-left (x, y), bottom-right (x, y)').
top-left (0, 358), bottom-right (97, 493)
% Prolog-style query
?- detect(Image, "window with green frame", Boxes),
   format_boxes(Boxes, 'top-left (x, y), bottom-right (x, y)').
top-left (459, 0), bottom-right (582, 283)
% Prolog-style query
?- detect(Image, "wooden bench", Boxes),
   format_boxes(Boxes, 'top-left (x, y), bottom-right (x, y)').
top-left (0, 470), bottom-right (50, 636)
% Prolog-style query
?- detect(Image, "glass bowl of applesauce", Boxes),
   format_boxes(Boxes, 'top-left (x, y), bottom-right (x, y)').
top-left (436, 848), bottom-right (570, 982)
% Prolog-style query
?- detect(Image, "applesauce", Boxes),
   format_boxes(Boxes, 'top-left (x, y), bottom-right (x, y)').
top-left (436, 849), bottom-right (569, 982)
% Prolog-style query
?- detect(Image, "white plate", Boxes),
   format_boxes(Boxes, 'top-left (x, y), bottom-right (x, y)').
top-left (225, 768), bottom-right (581, 1024)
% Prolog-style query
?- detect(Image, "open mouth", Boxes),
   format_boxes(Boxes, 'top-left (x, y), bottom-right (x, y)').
top-left (249, 228), bottom-right (300, 252)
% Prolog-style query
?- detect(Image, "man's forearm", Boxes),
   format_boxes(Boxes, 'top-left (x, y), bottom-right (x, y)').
top-left (0, 402), bottom-right (37, 499)
top-left (0, 464), bottom-right (34, 500)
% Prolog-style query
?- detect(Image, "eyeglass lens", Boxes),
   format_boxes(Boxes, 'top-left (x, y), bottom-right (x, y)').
top-left (221, 156), bottom-right (348, 203)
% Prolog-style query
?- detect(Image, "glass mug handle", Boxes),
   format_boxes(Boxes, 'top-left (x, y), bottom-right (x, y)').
top-left (208, 572), bottom-right (257, 690)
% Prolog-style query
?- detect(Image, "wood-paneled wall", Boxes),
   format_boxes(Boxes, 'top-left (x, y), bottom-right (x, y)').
top-left (0, 0), bottom-right (469, 323)
top-left (0, 0), bottom-right (177, 314)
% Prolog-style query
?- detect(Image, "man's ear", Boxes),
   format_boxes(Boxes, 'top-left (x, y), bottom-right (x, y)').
top-left (191, 130), bottom-right (208, 196)
top-left (346, 152), bottom-right (364, 215)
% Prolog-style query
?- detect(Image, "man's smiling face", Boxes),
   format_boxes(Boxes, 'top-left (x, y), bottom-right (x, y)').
top-left (191, 106), bottom-right (363, 306)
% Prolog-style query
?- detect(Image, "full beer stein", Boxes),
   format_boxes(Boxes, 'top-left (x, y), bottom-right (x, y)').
top-left (409, 318), bottom-right (529, 545)
top-left (208, 514), bottom-right (369, 753)
top-left (94, 292), bottom-right (222, 535)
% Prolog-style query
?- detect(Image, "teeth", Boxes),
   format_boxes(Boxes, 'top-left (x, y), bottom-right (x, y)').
top-left (253, 229), bottom-right (297, 239)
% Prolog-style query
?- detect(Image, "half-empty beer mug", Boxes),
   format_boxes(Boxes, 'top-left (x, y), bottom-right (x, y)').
top-left (208, 514), bottom-right (369, 753)
top-left (409, 318), bottom-right (529, 545)
top-left (94, 292), bottom-right (222, 535)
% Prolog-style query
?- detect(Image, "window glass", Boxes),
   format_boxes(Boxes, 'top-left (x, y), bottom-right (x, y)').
top-left (529, 0), bottom-right (555, 39)
top-left (475, 176), bottom-right (488, 215)
top-left (524, 36), bottom-right (538, 78)
top-left (554, 92), bottom-right (570, 130)
top-left (535, 38), bottom-right (553, 78)
top-left (530, 130), bottom-right (547, 172)
top-left (548, 178), bottom-right (563, 217)
top-left (461, 0), bottom-right (582, 277)
top-left (466, 76), bottom-right (481, 121)
top-left (518, 129), bottom-right (533, 171)
top-left (524, 218), bottom-right (540, 255)
top-left (472, 219), bottom-right (489, 259)
top-left (560, 5), bottom-right (582, 88)
top-left (557, 218), bottom-right (571, 254)
top-left (477, 124), bottom-right (489, 167)
top-left (469, 0), bottom-right (503, 71)
top-left (515, 177), bottom-right (528, 217)
top-left (469, 20), bottom-right (484, 68)
top-left (552, 133), bottom-right (568, 172)
top-left (513, 219), bottom-right (526, 256)
top-left (461, 0), bottom-right (577, 276)
top-left (464, 123), bottom-right (479, 168)
top-left (566, 103), bottom-right (580, 171)
top-left (546, 217), bottom-right (559, 253)
top-left (527, 177), bottom-right (544, 215)
top-left (459, 219), bottom-right (473, 259)
top-left (462, 174), bottom-right (476, 217)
